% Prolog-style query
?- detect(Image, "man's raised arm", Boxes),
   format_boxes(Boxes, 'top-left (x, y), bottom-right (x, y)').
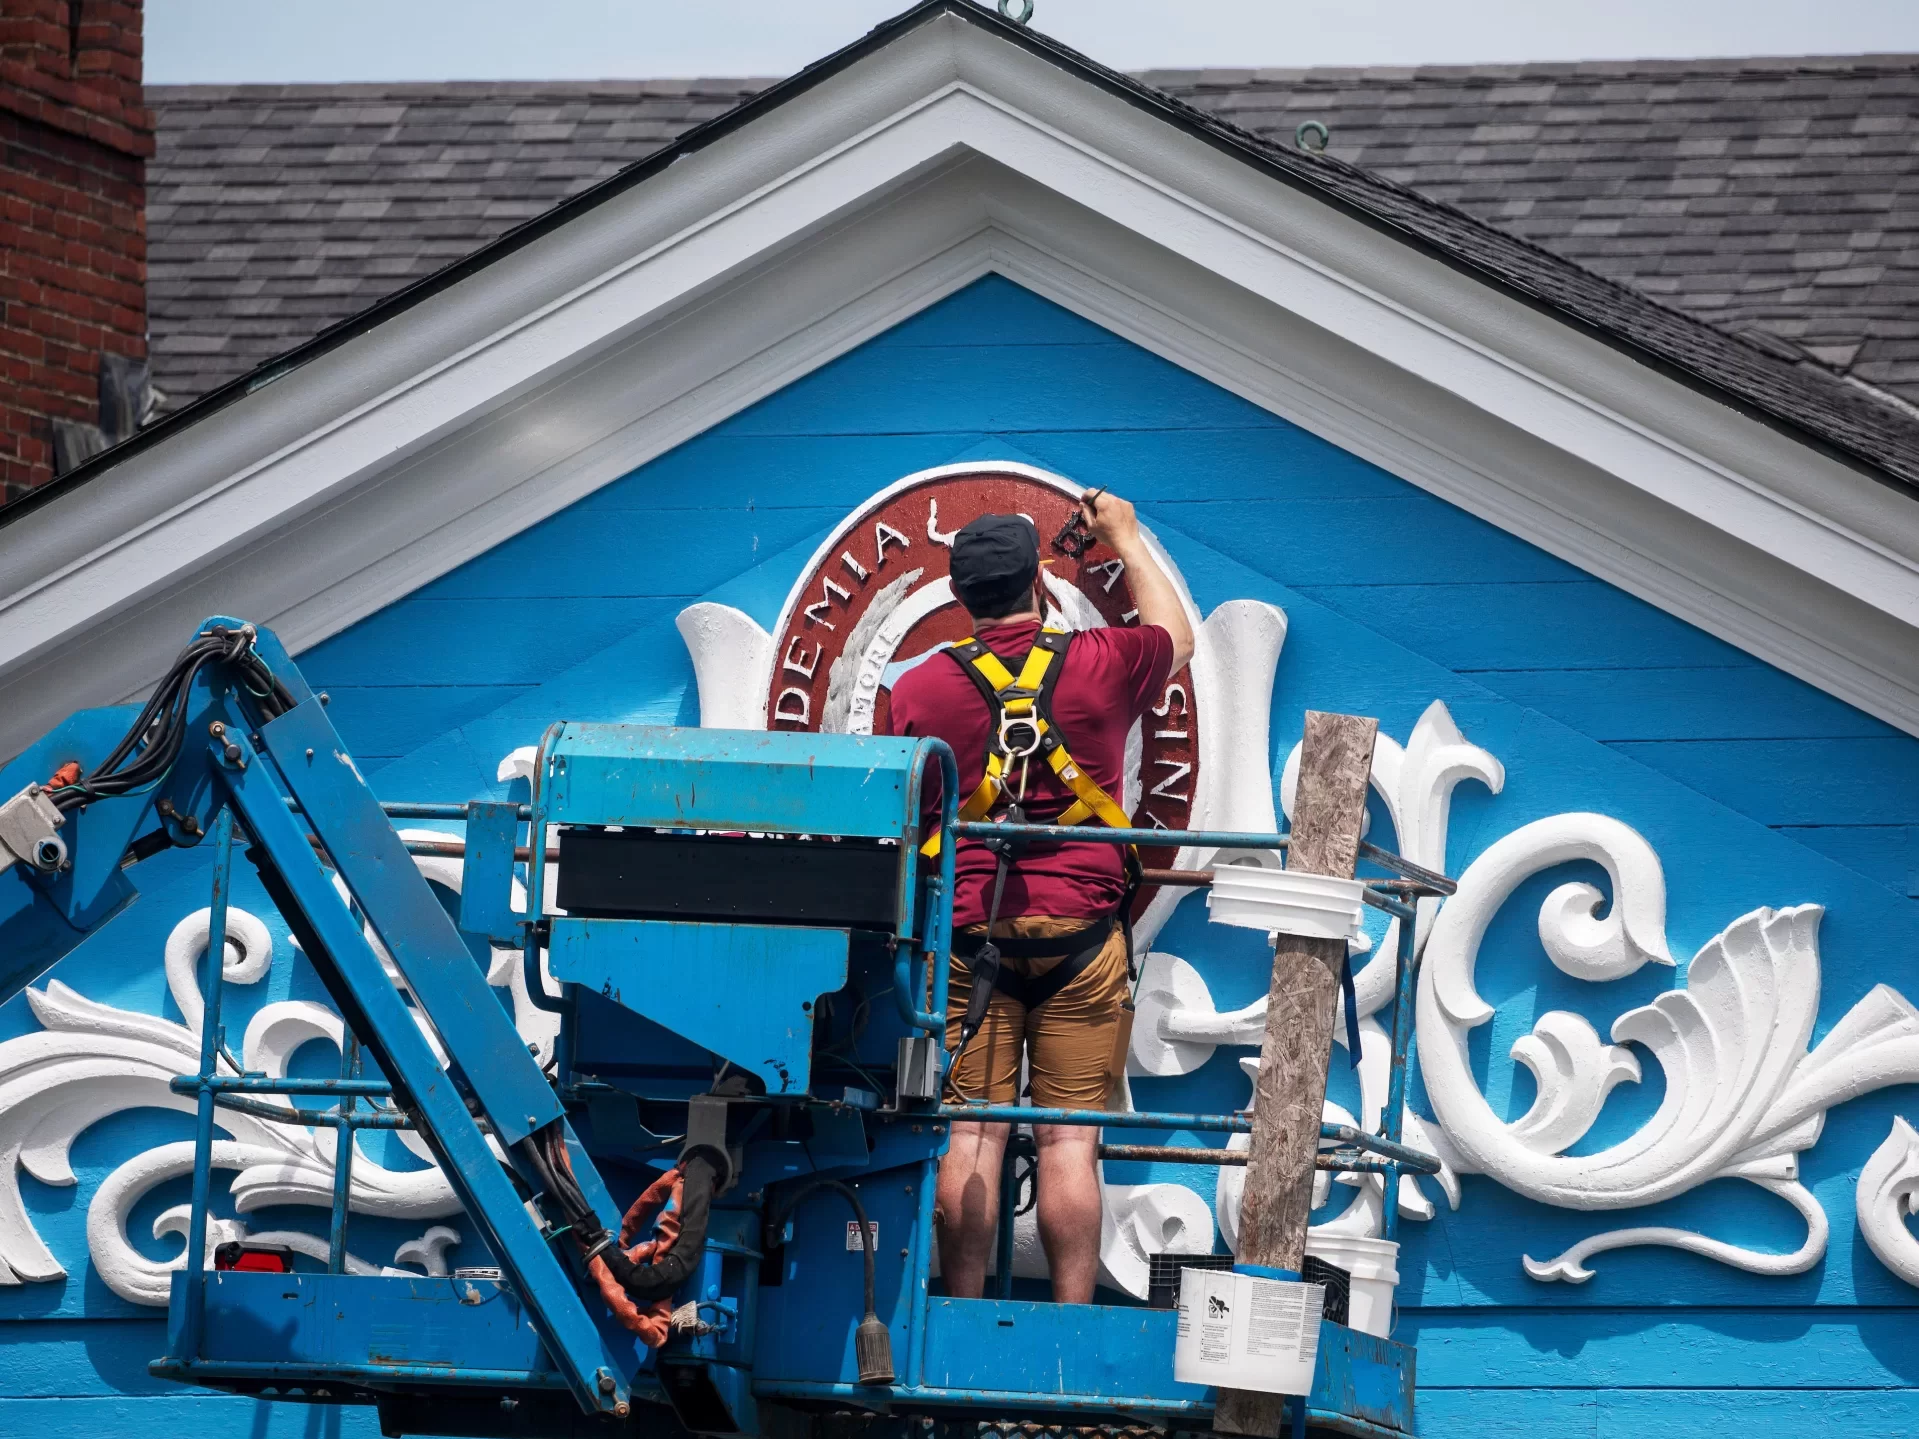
top-left (1081, 490), bottom-right (1195, 672)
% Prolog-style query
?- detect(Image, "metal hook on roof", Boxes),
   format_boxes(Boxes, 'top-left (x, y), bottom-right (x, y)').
top-left (1295, 120), bottom-right (1330, 154)
top-left (998, 0), bottom-right (1034, 25)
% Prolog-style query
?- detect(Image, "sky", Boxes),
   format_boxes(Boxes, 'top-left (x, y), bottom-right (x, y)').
top-left (146, 0), bottom-right (1919, 84)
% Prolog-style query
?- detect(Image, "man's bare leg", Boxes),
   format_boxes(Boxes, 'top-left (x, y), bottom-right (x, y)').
top-left (1033, 1123), bottom-right (1102, 1303)
top-left (936, 1120), bottom-right (1010, 1298)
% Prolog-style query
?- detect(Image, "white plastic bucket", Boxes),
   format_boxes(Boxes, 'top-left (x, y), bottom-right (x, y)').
top-left (1207, 865), bottom-right (1365, 941)
top-left (1173, 1266), bottom-right (1323, 1395)
top-left (1305, 1233), bottom-right (1399, 1338)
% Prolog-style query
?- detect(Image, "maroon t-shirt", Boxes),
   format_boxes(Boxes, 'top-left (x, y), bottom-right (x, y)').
top-left (883, 619), bottom-right (1174, 926)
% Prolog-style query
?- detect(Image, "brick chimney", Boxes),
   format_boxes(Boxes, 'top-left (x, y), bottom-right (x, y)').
top-left (0, 1), bottom-right (152, 504)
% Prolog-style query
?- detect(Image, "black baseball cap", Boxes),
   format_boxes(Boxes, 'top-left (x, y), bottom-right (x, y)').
top-left (950, 513), bottom-right (1041, 615)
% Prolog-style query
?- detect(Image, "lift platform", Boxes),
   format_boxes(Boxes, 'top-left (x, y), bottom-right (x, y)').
top-left (0, 620), bottom-right (1447, 1439)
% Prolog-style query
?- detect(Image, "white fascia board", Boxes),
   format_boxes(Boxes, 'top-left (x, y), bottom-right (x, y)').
top-left (0, 24), bottom-right (980, 673)
top-left (3, 10), bottom-right (1918, 757)
top-left (934, 27), bottom-right (1919, 628)
top-left (972, 175), bottom-right (1919, 730)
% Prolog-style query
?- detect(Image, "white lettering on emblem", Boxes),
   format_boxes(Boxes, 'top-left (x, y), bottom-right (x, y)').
top-left (803, 576), bottom-right (852, 629)
top-left (783, 636), bottom-right (820, 680)
top-left (774, 688), bottom-right (812, 727)
top-left (874, 522), bottom-right (911, 564)
top-left (1149, 760), bottom-right (1193, 802)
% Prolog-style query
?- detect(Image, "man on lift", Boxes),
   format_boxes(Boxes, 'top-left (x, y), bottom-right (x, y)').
top-left (883, 490), bottom-right (1195, 1303)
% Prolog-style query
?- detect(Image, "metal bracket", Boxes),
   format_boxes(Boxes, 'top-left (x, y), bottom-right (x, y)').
top-left (0, 786), bottom-right (65, 872)
top-left (686, 1094), bottom-right (744, 1194)
top-left (457, 801), bottom-right (523, 945)
top-left (896, 1035), bottom-right (942, 1103)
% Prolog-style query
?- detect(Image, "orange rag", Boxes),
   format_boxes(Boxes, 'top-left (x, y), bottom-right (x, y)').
top-left (582, 1165), bottom-right (684, 1345)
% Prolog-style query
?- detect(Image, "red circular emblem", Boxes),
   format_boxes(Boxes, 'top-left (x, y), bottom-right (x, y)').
top-left (764, 466), bottom-right (1199, 875)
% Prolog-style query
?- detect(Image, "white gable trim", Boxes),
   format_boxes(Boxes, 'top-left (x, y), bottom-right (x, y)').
top-left (4, 10), bottom-right (1918, 755)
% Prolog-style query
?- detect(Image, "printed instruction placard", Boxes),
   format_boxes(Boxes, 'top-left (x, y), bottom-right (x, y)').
top-left (1173, 1267), bottom-right (1323, 1395)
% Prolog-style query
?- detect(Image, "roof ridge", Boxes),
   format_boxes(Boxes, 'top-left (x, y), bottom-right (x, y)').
top-left (144, 78), bottom-right (778, 101)
top-left (1137, 52), bottom-right (1919, 87)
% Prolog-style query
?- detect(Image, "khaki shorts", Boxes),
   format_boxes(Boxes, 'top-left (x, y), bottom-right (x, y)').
top-left (941, 915), bottom-right (1130, 1108)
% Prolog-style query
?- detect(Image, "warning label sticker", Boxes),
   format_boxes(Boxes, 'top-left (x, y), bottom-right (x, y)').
top-left (845, 1220), bottom-right (879, 1252)
top-left (1248, 1278), bottom-right (1323, 1363)
top-left (1173, 1268), bottom-right (1323, 1395)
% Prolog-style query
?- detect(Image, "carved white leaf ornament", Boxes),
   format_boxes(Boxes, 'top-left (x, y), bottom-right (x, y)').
top-left (1137, 699), bottom-right (1919, 1286)
top-left (1858, 1118), bottom-right (1919, 1286)
top-left (0, 836), bottom-right (570, 1303)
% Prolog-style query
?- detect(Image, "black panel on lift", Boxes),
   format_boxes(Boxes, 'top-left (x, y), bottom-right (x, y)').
top-left (555, 828), bottom-right (903, 931)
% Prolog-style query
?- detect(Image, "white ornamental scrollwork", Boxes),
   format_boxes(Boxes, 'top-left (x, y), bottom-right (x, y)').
top-left (1139, 700), bottom-right (1919, 1287)
top-left (0, 936), bottom-right (467, 1305)
top-left (1138, 701), bottom-right (1492, 1242)
top-left (1858, 1118), bottom-right (1919, 1286)
top-left (11, 572), bottom-right (1917, 1301)
top-left (0, 803), bottom-right (576, 1306)
top-left (1420, 810), bottom-right (1919, 1281)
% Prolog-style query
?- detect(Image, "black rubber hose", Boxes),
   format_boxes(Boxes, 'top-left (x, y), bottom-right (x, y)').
top-left (122, 828), bottom-right (176, 866)
top-left (54, 626), bottom-right (294, 816)
top-left (765, 1177), bottom-right (879, 1323)
top-left (518, 1128), bottom-right (566, 1214)
top-left (538, 1126), bottom-right (595, 1224)
top-left (56, 650), bottom-right (197, 810)
top-left (597, 1149), bottom-right (723, 1300)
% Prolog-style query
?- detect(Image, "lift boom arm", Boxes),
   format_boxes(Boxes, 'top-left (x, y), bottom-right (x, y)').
top-left (0, 619), bottom-right (640, 1419)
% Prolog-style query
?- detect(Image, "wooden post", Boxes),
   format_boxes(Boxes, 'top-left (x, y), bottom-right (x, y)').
top-left (1214, 710), bottom-right (1378, 1439)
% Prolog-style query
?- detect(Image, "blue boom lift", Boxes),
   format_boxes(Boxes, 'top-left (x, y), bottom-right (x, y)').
top-left (0, 620), bottom-right (1446, 1439)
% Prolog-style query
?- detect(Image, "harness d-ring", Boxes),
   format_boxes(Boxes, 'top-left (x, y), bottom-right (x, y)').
top-left (996, 711), bottom-right (1041, 762)
top-left (997, 711), bottom-right (1041, 801)
top-left (998, 0), bottom-right (1035, 24)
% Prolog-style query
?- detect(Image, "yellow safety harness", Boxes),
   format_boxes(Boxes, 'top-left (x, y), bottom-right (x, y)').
top-left (919, 628), bottom-right (1132, 860)
top-left (923, 625), bottom-right (1343, 1094)
top-left (923, 628), bottom-right (1147, 1090)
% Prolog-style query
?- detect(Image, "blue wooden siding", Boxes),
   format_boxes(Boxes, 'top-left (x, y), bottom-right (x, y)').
top-left (10, 275), bottom-right (1916, 1437)
top-left (303, 277), bottom-right (1919, 911)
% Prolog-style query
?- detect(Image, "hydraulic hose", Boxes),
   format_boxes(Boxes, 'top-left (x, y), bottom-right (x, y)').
top-left (594, 1148), bottom-right (723, 1300)
top-left (520, 1123), bottom-right (730, 1343)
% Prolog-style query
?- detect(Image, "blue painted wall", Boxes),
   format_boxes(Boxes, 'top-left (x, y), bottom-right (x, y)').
top-left (310, 276), bottom-right (1919, 906)
top-left (12, 276), bottom-right (1917, 1436)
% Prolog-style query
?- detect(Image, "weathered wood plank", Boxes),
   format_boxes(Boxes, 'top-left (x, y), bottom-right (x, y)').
top-left (1214, 709), bottom-right (1378, 1439)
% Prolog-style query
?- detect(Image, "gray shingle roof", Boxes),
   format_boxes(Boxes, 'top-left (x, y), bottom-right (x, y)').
top-left (147, 52), bottom-right (1919, 426)
top-left (145, 79), bottom-right (773, 404)
top-left (1144, 54), bottom-right (1919, 407)
top-left (119, 3), bottom-right (1919, 516)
